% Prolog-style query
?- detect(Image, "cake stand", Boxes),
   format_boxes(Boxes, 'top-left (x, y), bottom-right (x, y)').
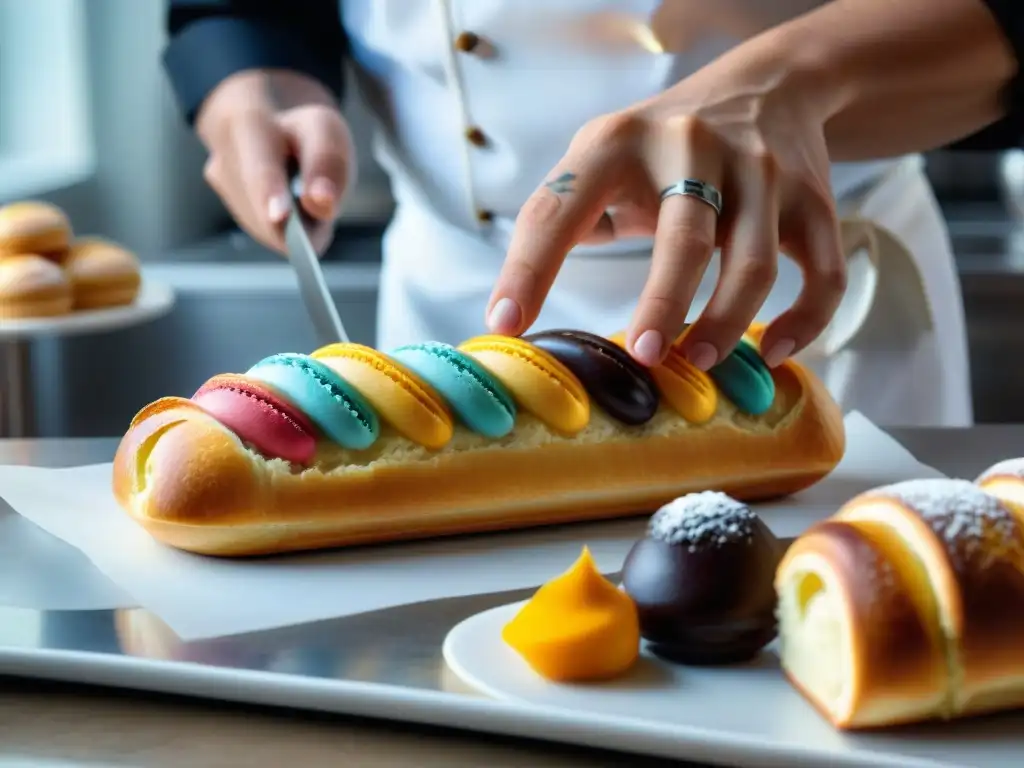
top-left (0, 280), bottom-right (175, 437)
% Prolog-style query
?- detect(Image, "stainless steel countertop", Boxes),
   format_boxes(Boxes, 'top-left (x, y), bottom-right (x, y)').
top-left (1, 428), bottom-right (1022, 766)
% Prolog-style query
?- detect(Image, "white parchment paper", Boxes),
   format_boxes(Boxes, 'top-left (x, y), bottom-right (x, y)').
top-left (0, 504), bottom-right (132, 610)
top-left (0, 413), bottom-right (944, 640)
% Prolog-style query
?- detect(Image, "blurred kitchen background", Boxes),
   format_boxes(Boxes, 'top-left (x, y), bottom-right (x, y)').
top-left (1, 0), bottom-right (1023, 437)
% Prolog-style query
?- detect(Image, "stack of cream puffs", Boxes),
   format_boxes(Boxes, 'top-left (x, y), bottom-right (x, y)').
top-left (0, 201), bottom-right (141, 319)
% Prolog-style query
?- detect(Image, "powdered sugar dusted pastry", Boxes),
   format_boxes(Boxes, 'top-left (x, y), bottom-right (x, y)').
top-left (776, 478), bottom-right (1024, 730)
top-left (976, 458), bottom-right (1024, 510)
top-left (113, 328), bottom-right (845, 557)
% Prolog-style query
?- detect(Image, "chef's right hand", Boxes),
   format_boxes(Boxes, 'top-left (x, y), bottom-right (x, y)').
top-left (195, 70), bottom-right (354, 255)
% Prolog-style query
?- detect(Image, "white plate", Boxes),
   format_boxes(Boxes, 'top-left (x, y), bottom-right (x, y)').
top-left (0, 281), bottom-right (175, 339)
top-left (443, 601), bottom-right (1024, 768)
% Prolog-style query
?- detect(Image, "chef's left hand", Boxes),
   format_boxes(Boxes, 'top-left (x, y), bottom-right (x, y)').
top-left (485, 38), bottom-right (847, 371)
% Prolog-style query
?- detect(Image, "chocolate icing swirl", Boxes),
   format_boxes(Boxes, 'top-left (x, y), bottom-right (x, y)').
top-left (524, 330), bottom-right (659, 425)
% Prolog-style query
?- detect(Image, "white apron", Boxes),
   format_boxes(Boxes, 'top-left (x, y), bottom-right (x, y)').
top-left (341, 0), bottom-right (973, 428)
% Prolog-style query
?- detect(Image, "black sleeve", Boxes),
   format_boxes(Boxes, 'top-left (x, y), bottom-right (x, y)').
top-left (163, 1), bottom-right (348, 126)
top-left (946, 0), bottom-right (1024, 150)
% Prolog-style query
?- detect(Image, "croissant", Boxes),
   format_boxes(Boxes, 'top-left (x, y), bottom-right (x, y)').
top-left (976, 458), bottom-right (1024, 511)
top-left (775, 476), bottom-right (1024, 729)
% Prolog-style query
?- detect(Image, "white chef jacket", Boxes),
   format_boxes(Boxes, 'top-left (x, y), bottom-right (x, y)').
top-left (339, 0), bottom-right (973, 427)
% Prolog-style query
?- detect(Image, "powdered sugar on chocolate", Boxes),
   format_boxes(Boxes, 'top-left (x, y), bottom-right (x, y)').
top-left (871, 479), bottom-right (1021, 566)
top-left (648, 491), bottom-right (757, 551)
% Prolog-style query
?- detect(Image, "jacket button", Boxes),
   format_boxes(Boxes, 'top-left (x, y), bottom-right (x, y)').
top-left (454, 32), bottom-right (482, 53)
top-left (476, 209), bottom-right (494, 223)
top-left (465, 126), bottom-right (487, 147)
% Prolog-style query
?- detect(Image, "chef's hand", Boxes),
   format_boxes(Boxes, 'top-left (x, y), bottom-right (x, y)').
top-left (196, 70), bottom-right (354, 255)
top-left (486, 38), bottom-right (846, 371)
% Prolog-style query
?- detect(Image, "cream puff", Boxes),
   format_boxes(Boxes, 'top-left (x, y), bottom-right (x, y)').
top-left (0, 201), bottom-right (72, 262)
top-left (64, 237), bottom-right (141, 310)
top-left (0, 254), bottom-right (73, 319)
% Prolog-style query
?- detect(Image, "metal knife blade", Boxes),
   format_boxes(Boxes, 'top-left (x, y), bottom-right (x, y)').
top-left (284, 169), bottom-right (349, 346)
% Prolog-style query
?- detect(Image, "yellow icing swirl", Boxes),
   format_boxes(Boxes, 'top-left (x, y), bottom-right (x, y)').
top-left (458, 335), bottom-right (590, 436)
top-left (608, 332), bottom-right (717, 424)
top-left (744, 322), bottom-right (768, 348)
top-left (311, 343), bottom-right (454, 450)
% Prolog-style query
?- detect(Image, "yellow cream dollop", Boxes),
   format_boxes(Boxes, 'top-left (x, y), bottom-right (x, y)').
top-left (502, 546), bottom-right (640, 682)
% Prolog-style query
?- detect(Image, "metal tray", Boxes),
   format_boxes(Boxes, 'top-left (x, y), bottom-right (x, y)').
top-left (0, 592), bottom-right (1017, 768)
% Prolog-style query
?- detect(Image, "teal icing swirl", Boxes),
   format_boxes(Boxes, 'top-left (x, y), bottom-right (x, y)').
top-left (390, 342), bottom-right (517, 438)
top-left (708, 339), bottom-right (776, 415)
top-left (246, 353), bottom-right (379, 449)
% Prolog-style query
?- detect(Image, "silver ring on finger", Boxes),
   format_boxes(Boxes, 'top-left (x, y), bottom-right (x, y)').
top-left (659, 179), bottom-right (723, 216)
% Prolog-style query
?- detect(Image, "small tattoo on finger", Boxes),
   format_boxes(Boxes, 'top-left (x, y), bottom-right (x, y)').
top-left (545, 172), bottom-right (576, 194)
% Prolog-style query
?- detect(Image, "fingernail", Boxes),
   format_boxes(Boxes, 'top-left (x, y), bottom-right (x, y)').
top-left (307, 177), bottom-right (337, 206)
top-left (487, 298), bottom-right (522, 334)
top-left (632, 330), bottom-right (664, 366)
top-left (267, 193), bottom-right (291, 223)
top-left (685, 341), bottom-right (718, 371)
top-left (763, 338), bottom-right (796, 368)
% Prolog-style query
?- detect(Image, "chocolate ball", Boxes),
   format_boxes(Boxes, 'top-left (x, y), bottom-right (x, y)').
top-left (621, 491), bottom-right (784, 665)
